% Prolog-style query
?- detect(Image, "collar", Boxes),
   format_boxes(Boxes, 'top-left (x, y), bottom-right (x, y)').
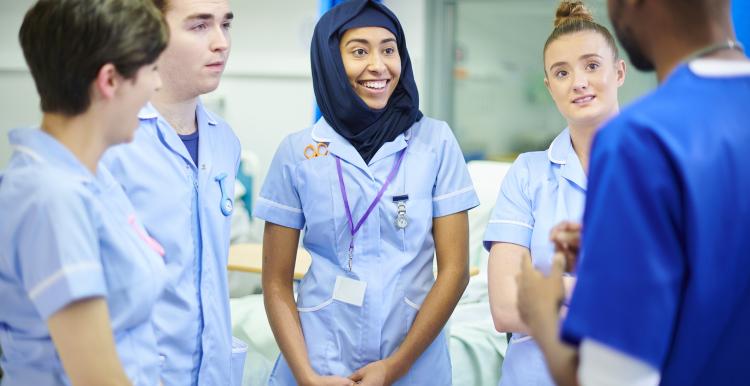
top-left (547, 127), bottom-right (571, 165)
top-left (310, 118), bottom-right (411, 178)
top-left (139, 99), bottom-right (217, 167)
top-left (547, 128), bottom-right (587, 190)
top-left (9, 128), bottom-right (96, 184)
top-left (138, 99), bottom-right (218, 126)
top-left (688, 58), bottom-right (750, 77)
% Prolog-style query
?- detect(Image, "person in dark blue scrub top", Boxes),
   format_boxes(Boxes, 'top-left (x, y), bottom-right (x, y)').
top-left (514, 0), bottom-right (750, 385)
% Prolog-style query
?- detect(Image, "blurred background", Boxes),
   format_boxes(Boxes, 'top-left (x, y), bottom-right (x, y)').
top-left (0, 1), bottom-right (747, 384)
top-left (1, 0), bottom-right (748, 187)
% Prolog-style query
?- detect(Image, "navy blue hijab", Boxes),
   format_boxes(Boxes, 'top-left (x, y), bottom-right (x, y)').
top-left (311, 0), bottom-right (422, 164)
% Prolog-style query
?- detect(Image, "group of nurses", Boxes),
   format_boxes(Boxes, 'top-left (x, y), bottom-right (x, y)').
top-left (0, 1), bottom-right (168, 385)
top-left (257, 1), bottom-right (478, 385)
top-left (483, 1), bottom-right (626, 385)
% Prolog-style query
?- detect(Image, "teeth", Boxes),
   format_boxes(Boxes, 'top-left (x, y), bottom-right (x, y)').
top-left (575, 96), bottom-right (594, 103)
top-left (362, 80), bottom-right (387, 89)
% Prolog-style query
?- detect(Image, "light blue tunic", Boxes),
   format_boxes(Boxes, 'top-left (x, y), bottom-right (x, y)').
top-left (255, 117), bottom-right (479, 385)
top-left (0, 128), bottom-right (166, 386)
top-left (483, 128), bottom-right (586, 386)
top-left (103, 101), bottom-right (245, 386)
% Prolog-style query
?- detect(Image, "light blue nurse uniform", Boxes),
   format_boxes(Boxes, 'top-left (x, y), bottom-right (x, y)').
top-left (0, 128), bottom-right (166, 386)
top-left (483, 128), bottom-right (586, 386)
top-left (102, 101), bottom-right (246, 386)
top-left (255, 116), bottom-right (480, 386)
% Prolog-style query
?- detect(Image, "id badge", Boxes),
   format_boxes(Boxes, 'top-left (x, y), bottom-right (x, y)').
top-left (333, 276), bottom-right (367, 307)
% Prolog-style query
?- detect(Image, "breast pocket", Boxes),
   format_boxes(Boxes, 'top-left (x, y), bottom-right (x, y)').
top-left (297, 157), bottom-right (343, 264)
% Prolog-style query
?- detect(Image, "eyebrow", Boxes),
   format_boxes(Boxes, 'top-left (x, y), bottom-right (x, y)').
top-left (548, 53), bottom-right (604, 71)
top-left (345, 37), bottom-right (397, 47)
top-left (185, 12), bottom-right (234, 22)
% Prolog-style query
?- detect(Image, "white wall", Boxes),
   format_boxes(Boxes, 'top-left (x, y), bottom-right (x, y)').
top-left (0, 0), bottom-right (427, 198)
top-left (0, 0), bottom-right (41, 167)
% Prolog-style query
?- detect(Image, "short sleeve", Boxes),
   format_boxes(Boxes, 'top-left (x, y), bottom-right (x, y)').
top-left (18, 186), bottom-right (107, 320)
top-left (431, 123), bottom-right (480, 217)
top-left (561, 120), bottom-right (684, 369)
top-left (482, 154), bottom-right (534, 251)
top-left (254, 135), bottom-right (305, 229)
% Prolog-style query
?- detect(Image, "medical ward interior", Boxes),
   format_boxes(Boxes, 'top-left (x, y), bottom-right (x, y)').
top-left (1, 0), bottom-right (748, 385)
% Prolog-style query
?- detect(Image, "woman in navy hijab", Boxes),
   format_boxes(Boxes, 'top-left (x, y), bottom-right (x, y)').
top-left (256, 1), bottom-right (479, 384)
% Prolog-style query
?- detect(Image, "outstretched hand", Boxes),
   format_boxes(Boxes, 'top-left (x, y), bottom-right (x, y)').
top-left (549, 221), bottom-right (582, 273)
top-left (516, 253), bottom-right (566, 334)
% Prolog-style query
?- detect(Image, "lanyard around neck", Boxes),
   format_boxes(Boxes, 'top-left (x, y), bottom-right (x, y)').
top-left (335, 149), bottom-right (406, 271)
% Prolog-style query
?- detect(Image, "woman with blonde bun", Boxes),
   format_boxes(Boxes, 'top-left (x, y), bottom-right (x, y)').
top-left (483, 1), bottom-right (626, 385)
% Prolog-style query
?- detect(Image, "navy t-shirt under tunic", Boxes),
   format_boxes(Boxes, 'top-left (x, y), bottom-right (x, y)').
top-left (179, 130), bottom-right (199, 166)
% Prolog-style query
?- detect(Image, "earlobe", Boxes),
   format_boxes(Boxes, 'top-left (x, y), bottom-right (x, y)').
top-left (617, 60), bottom-right (627, 86)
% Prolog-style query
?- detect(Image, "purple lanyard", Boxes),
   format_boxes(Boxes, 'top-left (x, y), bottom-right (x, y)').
top-left (335, 149), bottom-right (406, 271)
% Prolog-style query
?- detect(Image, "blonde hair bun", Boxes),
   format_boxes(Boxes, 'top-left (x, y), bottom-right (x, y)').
top-left (554, 0), bottom-right (594, 28)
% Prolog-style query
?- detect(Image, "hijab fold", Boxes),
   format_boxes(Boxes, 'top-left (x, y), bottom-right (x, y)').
top-left (311, 0), bottom-right (422, 164)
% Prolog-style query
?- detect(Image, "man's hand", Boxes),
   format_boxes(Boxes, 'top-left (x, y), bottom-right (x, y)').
top-left (516, 253), bottom-right (566, 334)
top-left (550, 221), bottom-right (582, 273)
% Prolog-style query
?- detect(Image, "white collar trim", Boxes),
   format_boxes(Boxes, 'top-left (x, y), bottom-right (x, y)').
top-left (689, 58), bottom-right (750, 77)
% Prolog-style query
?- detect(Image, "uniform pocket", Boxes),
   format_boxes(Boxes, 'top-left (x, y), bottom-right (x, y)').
top-left (297, 157), bottom-right (341, 264)
top-left (403, 296), bottom-right (421, 334)
top-left (397, 297), bottom-right (452, 386)
top-left (296, 297), bottom-right (336, 375)
top-left (230, 336), bottom-right (248, 386)
top-left (128, 214), bottom-right (165, 258)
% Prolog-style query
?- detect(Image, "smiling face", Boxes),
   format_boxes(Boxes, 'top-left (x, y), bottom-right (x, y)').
top-left (157, 0), bottom-right (233, 100)
top-left (339, 26), bottom-right (401, 110)
top-left (544, 31), bottom-right (625, 129)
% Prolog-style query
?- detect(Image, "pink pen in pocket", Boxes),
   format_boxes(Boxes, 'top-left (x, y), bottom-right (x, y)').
top-left (128, 214), bottom-right (166, 257)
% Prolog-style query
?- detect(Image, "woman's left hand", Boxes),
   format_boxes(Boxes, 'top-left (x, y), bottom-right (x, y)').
top-left (348, 359), bottom-right (397, 386)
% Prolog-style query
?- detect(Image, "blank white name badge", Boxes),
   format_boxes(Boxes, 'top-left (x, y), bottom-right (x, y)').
top-left (333, 276), bottom-right (367, 307)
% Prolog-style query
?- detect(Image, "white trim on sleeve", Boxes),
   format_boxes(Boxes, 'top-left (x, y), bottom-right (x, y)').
top-left (28, 262), bottom-right (102, 300)
top-left (433, 185), bottom-right (474, 202)
top-left (488, 219), bottom-right (534, 230)
top-left (257, 196), bottom-right (303, 214)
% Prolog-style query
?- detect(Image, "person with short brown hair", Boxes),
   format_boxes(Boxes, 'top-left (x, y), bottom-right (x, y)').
top-left (0, 0), bottom-right (168, 385)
